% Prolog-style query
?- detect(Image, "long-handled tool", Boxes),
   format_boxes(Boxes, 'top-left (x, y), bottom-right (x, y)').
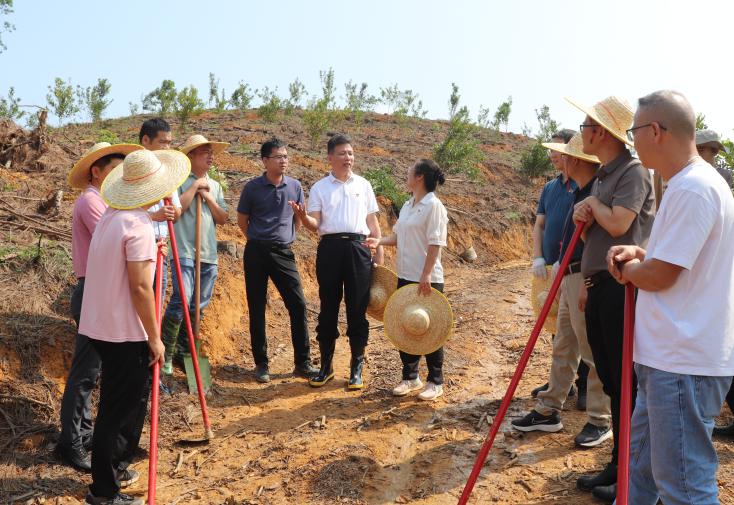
top-left (184, 194), bottom-right (212, 394)
top-left (617, 282), bottom-right (636, 505)
top-left (457, 224), bottom-right (584, 504)
top-left (148, 245), bottom-right (164, 505)
top-left (164, 198), bottom-right (214, 443)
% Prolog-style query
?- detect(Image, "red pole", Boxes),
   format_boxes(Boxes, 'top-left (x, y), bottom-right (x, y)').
top-left (457, 225), bottom-right (584, 504)
top-left (164, 198), bottom-right (213, 439)
top-left (617, 282), bottom-right (636, 504)
top-left (148, 246), bottom-right (163, 505)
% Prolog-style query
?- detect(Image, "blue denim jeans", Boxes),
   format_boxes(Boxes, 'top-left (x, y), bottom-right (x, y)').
top-left (623, 363), bottom-right (731, 505)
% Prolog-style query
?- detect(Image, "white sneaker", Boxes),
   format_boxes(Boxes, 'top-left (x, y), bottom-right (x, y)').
top-left (392, 378), bottom-right (423, 396)
top-left (418, 382), bottom-right (444, 401)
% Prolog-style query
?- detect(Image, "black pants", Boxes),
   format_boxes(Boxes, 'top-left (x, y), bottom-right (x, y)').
top-left (89, 339), bottom-right (151, 498)
top-left (577, 360), bottom-right (590, 389)
top-left (315, 237), bottom-right (372, 350)
top-left (585, 274), bottom-right (637, 466)
top-left (397, 278), bottom-right (445, 385)
top-left (726, 378), bottom-right (734, 413)
top-left (244, 240), bottom-right (310, 366)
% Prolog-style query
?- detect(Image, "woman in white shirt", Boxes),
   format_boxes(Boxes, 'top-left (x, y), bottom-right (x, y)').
top-left (367, 159), bottom-right (449, 401)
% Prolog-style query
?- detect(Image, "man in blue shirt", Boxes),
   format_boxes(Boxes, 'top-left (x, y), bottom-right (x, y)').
top-left (237, 138), bottom-right (318, 383)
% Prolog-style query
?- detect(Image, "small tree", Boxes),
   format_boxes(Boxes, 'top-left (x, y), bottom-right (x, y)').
top-left (303, 97), bottom-right (330, 147)
top-left (534, 105), bottom-right (559, 142)
top-left (284, 77), bottom-right (306, 114)
top-left (379, 84), bottom-right (427, 121)
top-left (319, 68), bottom-right (337, 109)
top-left (345, 80), bottom-right (378, 124)
top-left (46, 77), bottom-right (79, 125)
top-left (142, 79), bottom-right (177, 115)
top-left (433, 85), bottom-right (484, 179)
top-left (518, 104), bottom-right (560, 178)
top-left (207, 73), bottom-right (228, 112)
top-left (129, 101), bottom-right (140, 116)
top-left (77, 78), bottom-right (113, 123)
top-left (230, 81), bottom-right (255, 111)
top-left (257, 87), bottom-right (282, 122)
top-left (0, 86), bottom-right (24, 121)
top-left (0, 0), bottom-right (14, 53)
top-left (477, 105), bottom-right (491, 129)
top-left (174, 85), bottom-right (204, 130)
top-left (492, 96), bottom-right (512, 132)
top-left (695, 113), bottom-right (708, 130)
top-left (448, 82), bottom-right (460, 119)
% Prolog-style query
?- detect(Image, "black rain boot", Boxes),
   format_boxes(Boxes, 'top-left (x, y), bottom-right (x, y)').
top-left (309, 340), bottom-right (335, 387)
top-left (347, 347), bottom-right (365, 390)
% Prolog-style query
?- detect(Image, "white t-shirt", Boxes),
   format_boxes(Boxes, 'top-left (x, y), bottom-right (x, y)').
top-left (394, 192), bottom-right (448, 283)
top-left (149, 191), bottom-right (182, 239)
top-left (307, 172), bottom-right (379, 235)
top-left (635, 160), bottom-right (734, 376)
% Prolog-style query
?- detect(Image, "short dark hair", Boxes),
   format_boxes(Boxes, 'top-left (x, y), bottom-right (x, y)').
top-left (138, 118), bottom-right (171, 143)
top-left (327, 134), bottom-right (352, 154)
top-left (260, 137), bottom-right (287, 158)
top-left (551, 129), bottom-right (576, 144)
top-left (413, 159), bottom-right (446, 192)
top-left (89, 153), bottom-right (125, 181)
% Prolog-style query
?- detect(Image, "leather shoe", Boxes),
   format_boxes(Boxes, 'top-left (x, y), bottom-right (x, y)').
top-left (592, 483), bottom-right (616, 503)
top-left (254, 364), bottom-right (270, 383)
top-left (56, 443), bottom-right (91, 472)
top-left (577, 463), bottom-right (617, 491)
top-left (294, 361), bottom-right (319, 379)
top-left (714, 422), bottom-right (734, 437)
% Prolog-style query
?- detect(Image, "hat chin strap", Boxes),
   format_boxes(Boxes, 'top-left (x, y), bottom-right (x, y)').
top-left (404, 306), bottom-right (430, 336)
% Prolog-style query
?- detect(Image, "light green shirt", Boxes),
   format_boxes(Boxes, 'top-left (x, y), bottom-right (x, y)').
top-left (171, 173), bottom-right (228, 265)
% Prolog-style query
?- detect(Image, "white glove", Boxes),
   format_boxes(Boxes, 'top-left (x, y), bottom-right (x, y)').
top-left (551, 261), bottom-right (560, 280)
top-left (532, 257), bottom-right (547, 279)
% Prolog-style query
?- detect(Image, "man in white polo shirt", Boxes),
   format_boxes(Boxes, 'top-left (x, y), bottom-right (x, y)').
top-left (291, 134), bottom-right (383, 390)
top-left (608, 90), bottom-right (734, 504)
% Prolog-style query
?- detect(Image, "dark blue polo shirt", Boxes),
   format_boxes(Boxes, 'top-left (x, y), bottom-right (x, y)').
top-left (237, 174), bottom-right (304, 244)
top-left (559, 176), bottom-right (596, 263)
top-left (536, 174), bottom-right (576, 264)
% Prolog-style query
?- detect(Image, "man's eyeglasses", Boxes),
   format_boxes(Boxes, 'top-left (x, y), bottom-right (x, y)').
top-left (626, 123), bottom-right (667, 142)
top-left (265, 155), bottom-right (288, 161)
top-left (580, 123), bottom-right (598, 131)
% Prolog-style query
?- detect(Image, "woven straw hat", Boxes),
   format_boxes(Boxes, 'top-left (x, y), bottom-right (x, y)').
top-left (384, 284), bottom-right (454, 355)
top-left (101, 149), bottom-right (191, 210)
top-left (367, 265), bottom-right (398, 322)
top-left (67, 143), bottom-right (143, 190)
top-left (179, 134), bottom-right (229, 155)
top-left (542, 133), bottom-right (601, 164)
top-left (531, 267), bottom-right (558, 334)
top-left (565, 96), bottom-right (635, 147)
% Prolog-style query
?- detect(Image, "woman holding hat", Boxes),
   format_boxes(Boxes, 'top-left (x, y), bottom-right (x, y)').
top-left (367, 159), bottom-right (449, 401)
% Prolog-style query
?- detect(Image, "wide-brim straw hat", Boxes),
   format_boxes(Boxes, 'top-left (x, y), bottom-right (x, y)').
top-left (565, 96), bottom-right (635, 147)
top-left (542, 133), bottom-right (601, 164)
top-left (367, 265), bottom-right (398, 322)
top-left (384, 284), bottom-right (454, 355)
top-left (531, 267), bottom-right (558, 334)
top-left (101, 149), bottom-right (191, 210)
top-left (67, 143), bottom-right (143, 189)
top-left (179, 134), bottom-right (229, 155)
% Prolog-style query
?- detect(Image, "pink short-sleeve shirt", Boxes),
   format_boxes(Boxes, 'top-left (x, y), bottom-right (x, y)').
top-left (71, 186), bottom-right (107, 278)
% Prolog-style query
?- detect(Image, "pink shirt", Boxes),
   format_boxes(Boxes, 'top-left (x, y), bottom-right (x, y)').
top-left (79, 208), bottom-right (156, 343)
top-left (71, 186), bottom-right (107, 278)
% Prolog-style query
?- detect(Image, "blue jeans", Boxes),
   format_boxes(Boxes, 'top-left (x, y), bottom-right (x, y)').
top-left (163, 257), bottom-right (218, 356)
top-left (623, 363), bottom-right (731, 505)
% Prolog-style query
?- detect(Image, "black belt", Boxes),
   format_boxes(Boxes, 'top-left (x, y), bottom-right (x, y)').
top-left (320, 233), bottom-right (366, 241)
top-left (564, 261), bottom-right (582, 276)
top-left (248, 239), bottom-right (291, 250)
top-left (584, 270), bottom-right (612, 288)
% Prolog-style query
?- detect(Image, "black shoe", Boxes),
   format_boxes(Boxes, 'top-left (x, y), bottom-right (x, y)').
top-left (574, 423), bottom-right (612, 448)
top-left (56, 443), bottom-right (91, 472)
top-left (531, 382), bottom-right (549, 398)
top-left (85, 492), bottom-right (144, 505)
top-left (118, 468), bottom-right (139, 488)
top-left (254, 364), bottom-right (270, 383)
top-left (347, 350), bottom-right (365, 390)
top-left (591, 483), bottom-right (616, 503)
top-left (713, 422), bottom-right (734, 437)
top-left (293, 361), bottom-right (319, 379)
top-left (309, 340), bottom-right (335, 388)
top-left (511, 410), bottom-right (562, 432)
top-left (577, 463), bottom-right (617, 491)
top-left (82, 434), bottom-right (93, 452)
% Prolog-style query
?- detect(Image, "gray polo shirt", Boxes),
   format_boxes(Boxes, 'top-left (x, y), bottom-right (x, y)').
top-left (237, 174), bottom-right (304, 244)
top-left (581, 150), bottom-right (655, 277)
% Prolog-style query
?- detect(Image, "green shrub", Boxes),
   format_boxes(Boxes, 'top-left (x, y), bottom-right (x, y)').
top-left (46, 77), bottom-right (79, 125)
top-left (433, 85), bottom-right (484, 179)
top-left (96, 128), bottom-right (119, 144)
top-left (519, 141), bottom-right (553, 179)
top-left (174, 85), bottom-right (204, 130)
top-left (142, 79), bottom-right (177, 115)
top-left (257, 87), bottom-right (282, 122)
top-left (0, 86), bottom-right (24, 121)
top-left (284, 78), bottom-right (306, 114)
top-left (303, 97), bottom-right (330, 146)
top-left (77, 78), bottom-right (112, 123)
top-left (230, 81), bottom-right (255, 111)
top-left (362, 166), bottom-right (410, 212)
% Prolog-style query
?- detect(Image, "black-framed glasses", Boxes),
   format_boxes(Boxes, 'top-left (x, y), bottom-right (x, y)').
top-left (626, 123), bottom-right (667, 142)
top-left (265, 154), bottom-right (288, 160)
top-left (580, 123), bottom-right (598, 131)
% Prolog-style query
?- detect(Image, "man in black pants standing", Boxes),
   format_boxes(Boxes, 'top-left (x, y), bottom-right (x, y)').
top-left (292, 134), bottom-right (383, 390)
top-left (569, 96), bottom-right (655, 503)
top-left (237, 138), bottom-right (319, 383)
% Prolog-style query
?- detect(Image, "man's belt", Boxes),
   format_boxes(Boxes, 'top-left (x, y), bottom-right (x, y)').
top-left (320, 233), bottom-right (366, 241)
top-left (248, 239), bottom-right (291, 250)
top-left (564, 261), bottom-right (582, 276)
top-left (584, 270), bottom-right (612, 288)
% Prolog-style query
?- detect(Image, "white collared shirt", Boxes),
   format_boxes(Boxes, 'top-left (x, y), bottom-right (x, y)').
top-left (149, 191), bottom-right (182, 240)
top-left (394, 192), bottom-right (448, 283)
top-left (307, 172), bottom-right (379, 235)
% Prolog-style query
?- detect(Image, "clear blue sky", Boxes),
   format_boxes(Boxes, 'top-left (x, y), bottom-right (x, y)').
top-left (1, 0), bottom-right (732, 137)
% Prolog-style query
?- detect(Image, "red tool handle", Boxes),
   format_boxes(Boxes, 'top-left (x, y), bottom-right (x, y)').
top-left (147, 246), bottom-right (164, 504)
top-left (164, 198), bottom-right (213, 438)
top-left (617, 282), bottom-right (636, 505)
top-left (458, 224), bottom-right (584, 504)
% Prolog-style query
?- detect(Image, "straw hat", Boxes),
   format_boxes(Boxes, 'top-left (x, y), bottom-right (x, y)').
top-left (178, 134), bottom-right (229, 155)
top-left (384, 284), bottom-right (454, 355)
top-left (367, 265), bottom-right (398, 322)
top-left (542, 133), bottom-right (601, 164)
top-left (565, 96), bottom-right (635, 147)
top-left (531, 267), bottom-right (558, 334)
top-left (67, 143), bottom-right (143, 189)
top-left (101, 149), bottom-right (191, 210)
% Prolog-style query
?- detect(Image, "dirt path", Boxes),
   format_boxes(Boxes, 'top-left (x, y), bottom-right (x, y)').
top-left (3, 262), bottom-right (734, 504)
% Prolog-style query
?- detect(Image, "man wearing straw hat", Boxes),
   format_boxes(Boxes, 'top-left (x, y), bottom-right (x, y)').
top-left (79, 148), bottom-right (190, 505)
top-left (57, 143), bottom-right (142, 472)
top-left (160, 134), bottom-right (229, 373)
top-left (236, 137), bottom-right (318, 383)
top-left (291, 133), bottom-right (383, 389)
top-left (608, 90), bottom-right (734, 505)
top-left (512, 134), bottom-right (612, 448)
top-left (569, 95), bottom-right (654, 502)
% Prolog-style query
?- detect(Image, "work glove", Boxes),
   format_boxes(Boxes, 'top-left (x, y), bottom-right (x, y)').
top-left (532, 257), bottom-right (547, 279)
